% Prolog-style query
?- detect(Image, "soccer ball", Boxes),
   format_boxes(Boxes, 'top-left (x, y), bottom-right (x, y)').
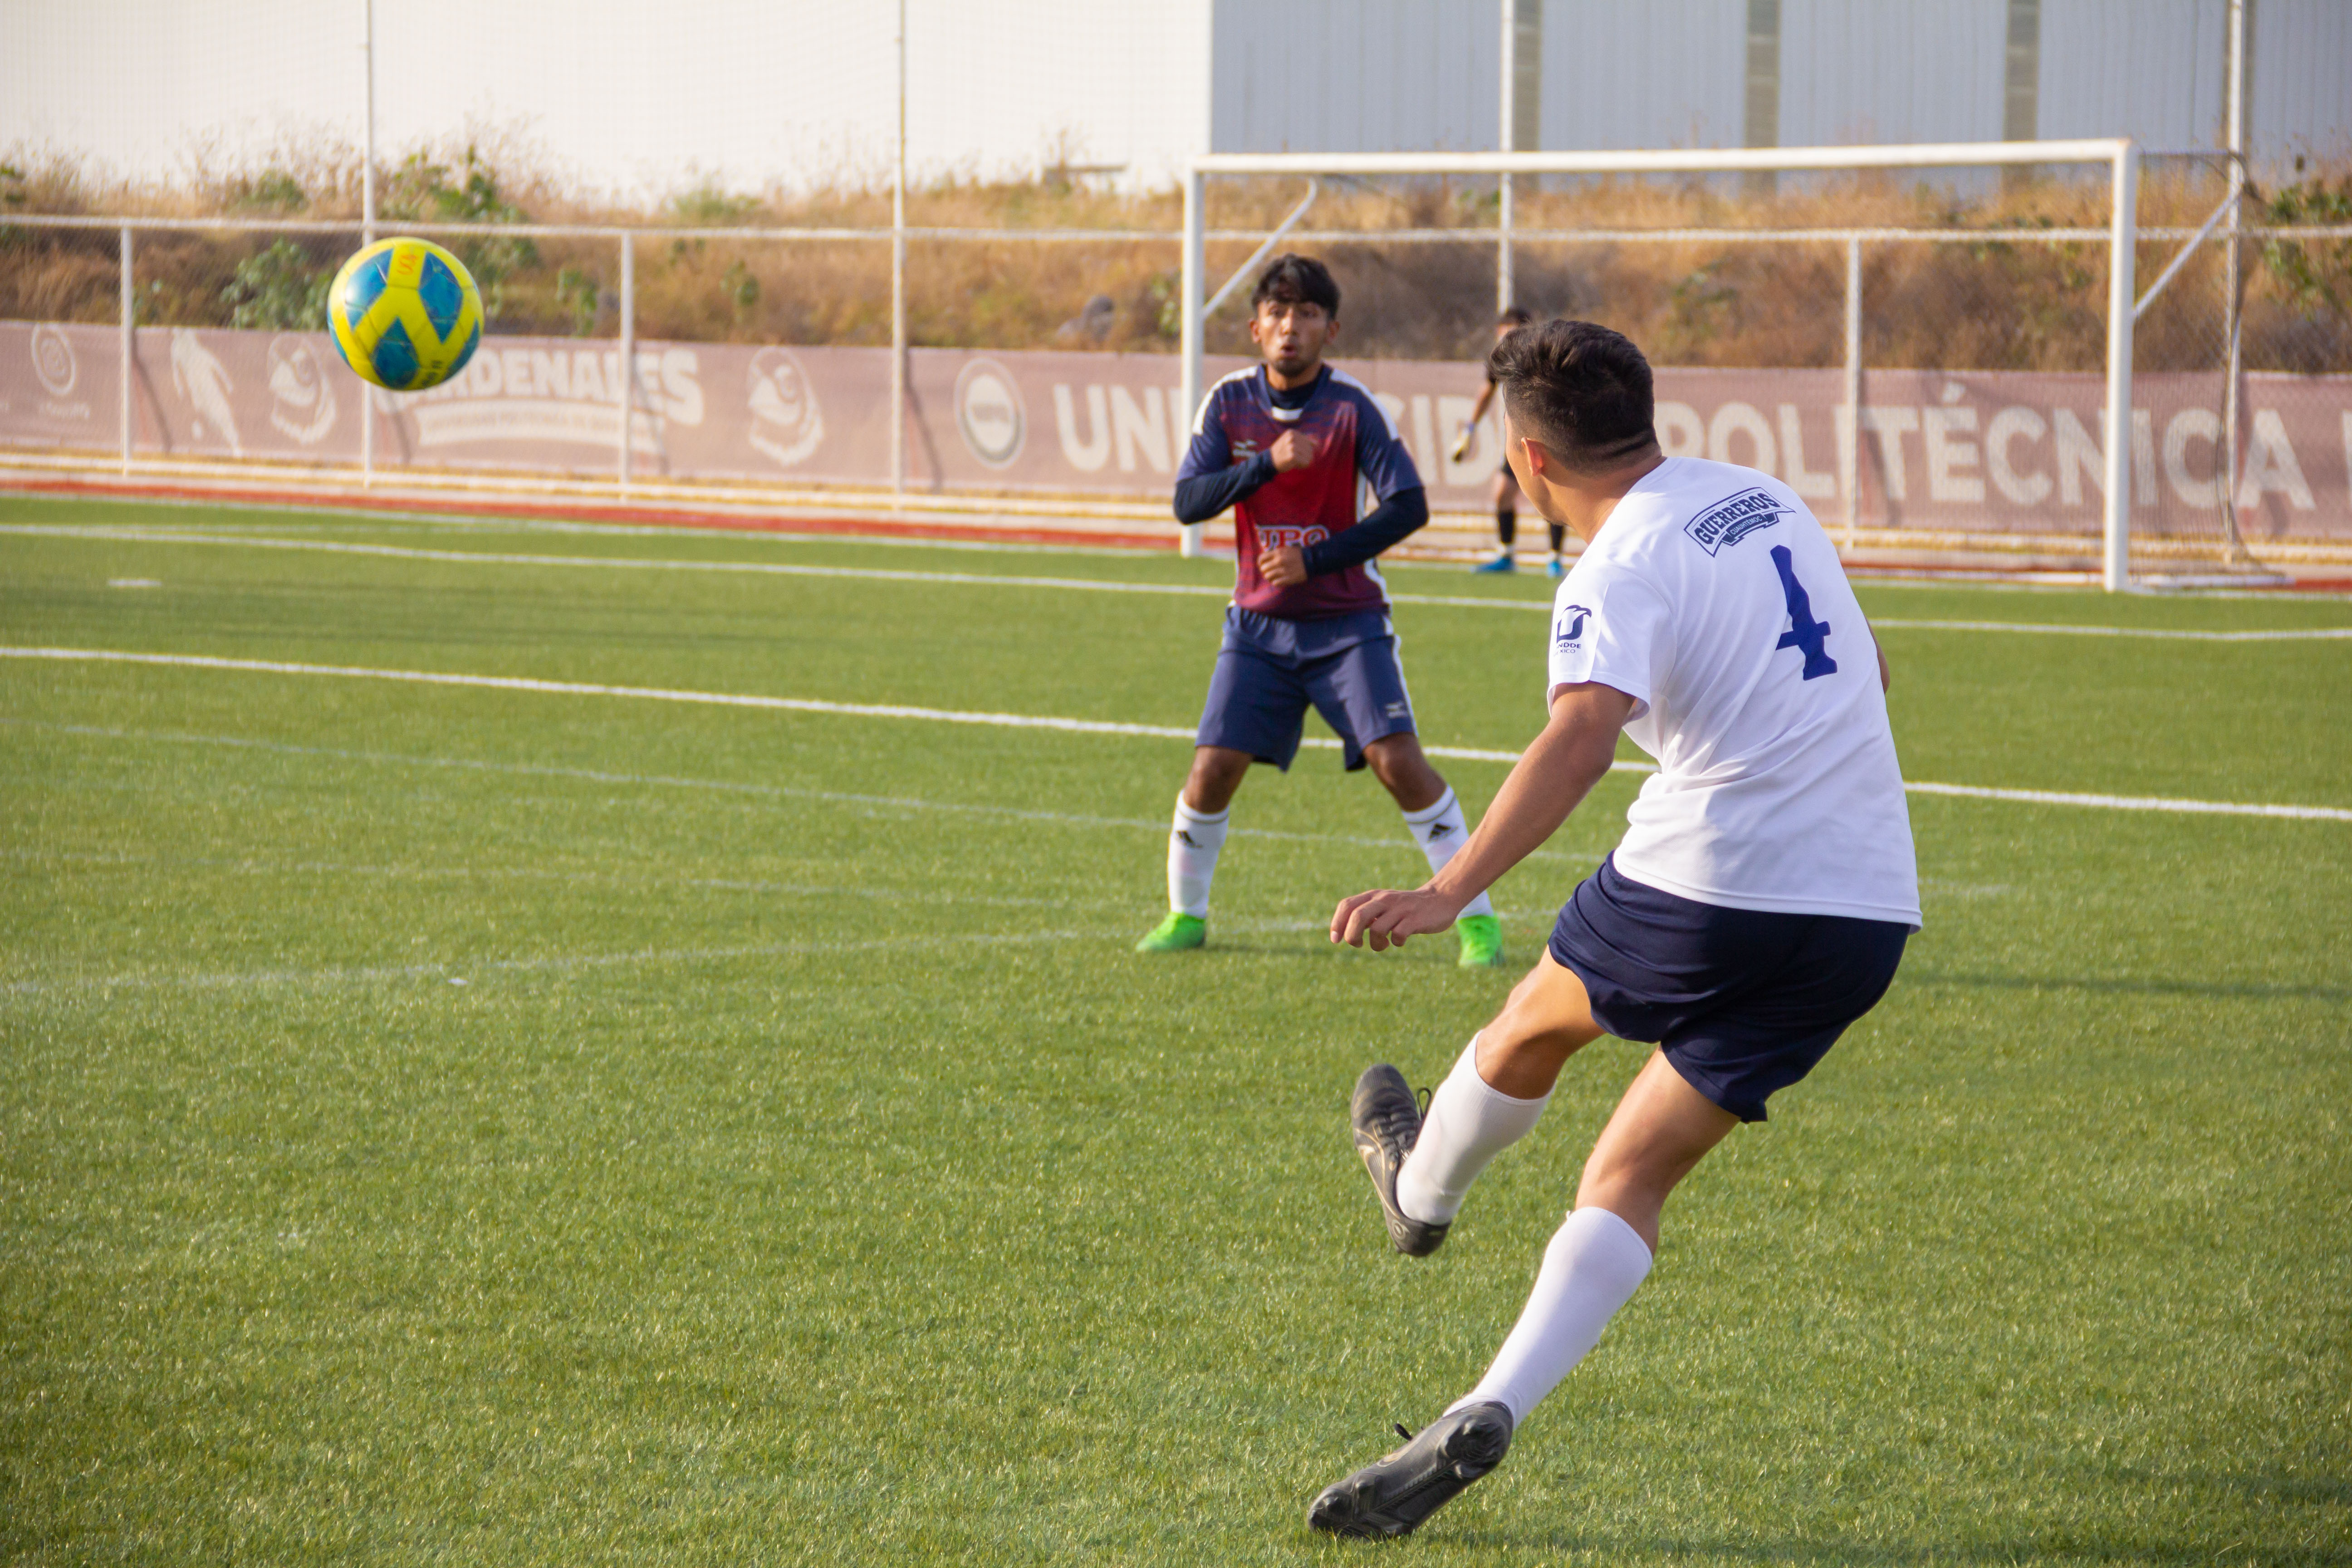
top-left (326, 237), bottom-right (483, 392)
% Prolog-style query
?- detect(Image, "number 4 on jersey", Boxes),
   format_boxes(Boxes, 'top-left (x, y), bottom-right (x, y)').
top-left (1769, 545), bottom-right (1838, 680)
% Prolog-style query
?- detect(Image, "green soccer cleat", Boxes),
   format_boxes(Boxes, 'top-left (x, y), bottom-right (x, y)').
top-left (1135, 911), bottom-right (1207, 953)
top-left (1455, 914), bottom-right (1503, 968)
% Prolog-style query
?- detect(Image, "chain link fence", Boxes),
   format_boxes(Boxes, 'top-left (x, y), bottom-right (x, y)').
top-left (3, 151), bottom-right (2348, 570)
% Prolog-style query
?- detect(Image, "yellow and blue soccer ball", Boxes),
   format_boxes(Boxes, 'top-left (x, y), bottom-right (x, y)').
top-left (326, 237), bottom-right (483, 392)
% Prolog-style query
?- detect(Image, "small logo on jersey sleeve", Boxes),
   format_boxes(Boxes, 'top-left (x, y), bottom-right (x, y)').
top-left (1553, 603), bottom-right (1593, 648)
top-left (1683, 488), bottom-right (1784, 555)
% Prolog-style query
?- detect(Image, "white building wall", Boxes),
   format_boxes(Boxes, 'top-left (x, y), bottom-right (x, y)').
top-left (0, 0), bottom-right (1213, 197)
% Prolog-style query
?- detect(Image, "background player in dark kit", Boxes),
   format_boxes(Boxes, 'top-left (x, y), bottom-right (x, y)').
top-left (1455, 306), bottom-right (1566, 577)
top-left (1135, 255), bottom-right (1504, 967)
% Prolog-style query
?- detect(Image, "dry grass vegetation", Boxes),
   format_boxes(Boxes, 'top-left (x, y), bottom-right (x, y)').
top-left (4, 147), bottom-right (2347, 373)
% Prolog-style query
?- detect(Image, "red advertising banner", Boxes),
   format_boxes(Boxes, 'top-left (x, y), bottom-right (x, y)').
top-left (4, 321), bottom-right (2347, 541)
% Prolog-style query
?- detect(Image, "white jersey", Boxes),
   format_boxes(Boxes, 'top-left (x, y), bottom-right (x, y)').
top-left (1546, 456), bottom-right (1921, 928)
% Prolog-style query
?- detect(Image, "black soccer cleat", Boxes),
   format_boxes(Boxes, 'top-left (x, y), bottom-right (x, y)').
top-left (1350, 1063), bottom-right (1449, 1257)
top-left (1306, 1401), bottom-right (1516, 1539)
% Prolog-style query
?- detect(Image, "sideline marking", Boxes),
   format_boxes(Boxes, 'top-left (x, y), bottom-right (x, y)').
top-left (7, 524), bottom-right (2348, 639)
top-left (3, 920), bottom-right (1279, 999)
top-left (7, 846), bottom-right (1143, 912)
top-left (3, 913), bottom-right (1339, 999)
top-left (7, 647), bottom-right (2347, 822)
top-left (6, 719), bottom-right (1614, 862)
top-left (0, 646), bottom-right (1544, 767)
top-left (1862, 617), bottom-right (2352, 642)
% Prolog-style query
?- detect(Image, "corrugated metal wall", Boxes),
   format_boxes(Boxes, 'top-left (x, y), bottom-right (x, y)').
top-left (1209, 0), bottom-right (1498, 153)
top-left (2038, 0), bottom-right (2226, 148)
top-left (1539, 0), bottom-right (1747, 151)
top-left (1779, 0), bottom-right (2009, 147)
top-left (2253, 0), bottom-right (2352, 167)
top-left (1209, 0), bottom-right (2347, 170)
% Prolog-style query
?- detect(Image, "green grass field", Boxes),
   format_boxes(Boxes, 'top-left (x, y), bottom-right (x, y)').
top-left (2, 493), bottom-right (2347, 1566)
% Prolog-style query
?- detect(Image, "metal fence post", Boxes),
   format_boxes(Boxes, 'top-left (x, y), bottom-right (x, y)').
top-left (1841, 234), bottom-right (1861, 549)
top-left (119, 225), bottom-right (133, 473)
top-left (1496, 0), bottom-right (1515, 311)
top-left (890, 0), bottom-right (907, 501)
top-left (2218, 0), bottom-right (2249, 559)
top-left (2102, 142), bottom-right (2139, 593)
top-left (617, 233), bottom-right (634, 490)
top-left (1179, 166), bottom-right (1205, 560)
top-left (360, 0), bottom-right (375, 488)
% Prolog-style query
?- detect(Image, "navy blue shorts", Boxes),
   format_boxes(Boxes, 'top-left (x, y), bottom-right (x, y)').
top-left (1195, 611), bottom-right (1415, 772)
top-left (1548, 856), bottom-right (1910, 1122)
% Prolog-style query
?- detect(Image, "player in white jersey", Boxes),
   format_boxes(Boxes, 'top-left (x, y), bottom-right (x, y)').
top-left (1305, 320), bottom-right (1920, 1539)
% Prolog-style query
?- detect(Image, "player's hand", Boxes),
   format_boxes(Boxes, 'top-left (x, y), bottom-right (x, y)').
top-left (1449, 421), bottom-right (1475, 462)
top-left (1330, 887), bottom-right (1465, 951)
top-left (1270, 431), bottom-right (1318, 471)
top-left (1257, 545), bottom-right (1309, 587)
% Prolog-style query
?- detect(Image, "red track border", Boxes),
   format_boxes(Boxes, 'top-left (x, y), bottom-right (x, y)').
top-left (0, 474), bottom-right (1184, 551)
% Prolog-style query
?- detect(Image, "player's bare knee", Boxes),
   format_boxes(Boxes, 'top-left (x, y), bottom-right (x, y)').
top-left (1478, 994), bottom-right (1583, 1072)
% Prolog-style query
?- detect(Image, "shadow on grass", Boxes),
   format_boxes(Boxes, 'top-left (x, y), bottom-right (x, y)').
top-left (1424, 1527), bottom-right (2352, 1566)
top-left (1415, 1460), bottom-right (2352, 1564)
top-left (1901, 969), bottom-right (2352, 1003)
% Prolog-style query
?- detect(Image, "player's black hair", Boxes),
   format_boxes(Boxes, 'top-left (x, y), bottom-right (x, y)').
top-left (1485, 319), bottom-right (1659, 471)
top-left (1250, 253), bottom-right (1341, 318)
top-left (1497, 305), bottom-right (1534, 328)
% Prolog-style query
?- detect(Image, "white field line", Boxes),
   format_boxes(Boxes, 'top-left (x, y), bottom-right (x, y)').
top-left (0, 646), bottom-right (1547, 767)
top-left (0, 917), bottom-right (1321, 999)
top-left (5, 847), bottom-right (1141, 912)
top-left (5, 719), bottom-right (1610, 861)
top-left (7, 647), bottom-right (2348, 823)
top-left (8, 524), bottom-right (2349, 640)
top-left (1862, 617), bottom-right (2352, 642)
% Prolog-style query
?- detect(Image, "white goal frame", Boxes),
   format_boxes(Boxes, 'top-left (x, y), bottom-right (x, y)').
top-left (1180, 139), bottom-right (2141, 590)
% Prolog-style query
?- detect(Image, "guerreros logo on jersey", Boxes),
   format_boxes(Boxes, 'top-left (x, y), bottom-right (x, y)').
top-left (1682, 488), bottom-right (1783, 555)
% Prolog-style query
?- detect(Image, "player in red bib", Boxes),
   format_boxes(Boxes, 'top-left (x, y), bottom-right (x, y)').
top-left (1134, 255), bottom-right (1503, 968)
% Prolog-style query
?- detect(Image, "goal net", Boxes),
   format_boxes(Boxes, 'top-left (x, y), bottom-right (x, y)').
top-left (1180, 139), bottom-right (2315, 591)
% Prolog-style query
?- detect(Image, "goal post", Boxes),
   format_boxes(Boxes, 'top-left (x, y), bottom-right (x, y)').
top-left (1181, 138), bottom-right (2141, 590)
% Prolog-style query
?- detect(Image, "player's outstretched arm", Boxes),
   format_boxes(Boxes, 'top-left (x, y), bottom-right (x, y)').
top-left (1331, 681), bottom-right (1634, 951)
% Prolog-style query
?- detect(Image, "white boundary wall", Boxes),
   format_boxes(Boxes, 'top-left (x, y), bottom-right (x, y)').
top-left (1181, 139), bottom-right (2142, 589)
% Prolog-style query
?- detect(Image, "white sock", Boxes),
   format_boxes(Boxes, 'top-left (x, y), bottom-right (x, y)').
top-left (1449, 1206), bottom-right (1654, 1426)
top-left (1166, 796), bottom-right (1230, 918)
top-left (1395, 1035), bottom-right (1549, 1225)
top-left (1401, 787), bottom-right (1494, 919)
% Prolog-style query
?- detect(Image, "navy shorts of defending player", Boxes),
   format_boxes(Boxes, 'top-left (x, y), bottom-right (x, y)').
top-left (1173, 365), bottom-right (1431, 769)
top-left (1197, 608), bottom-right (1416, 772)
